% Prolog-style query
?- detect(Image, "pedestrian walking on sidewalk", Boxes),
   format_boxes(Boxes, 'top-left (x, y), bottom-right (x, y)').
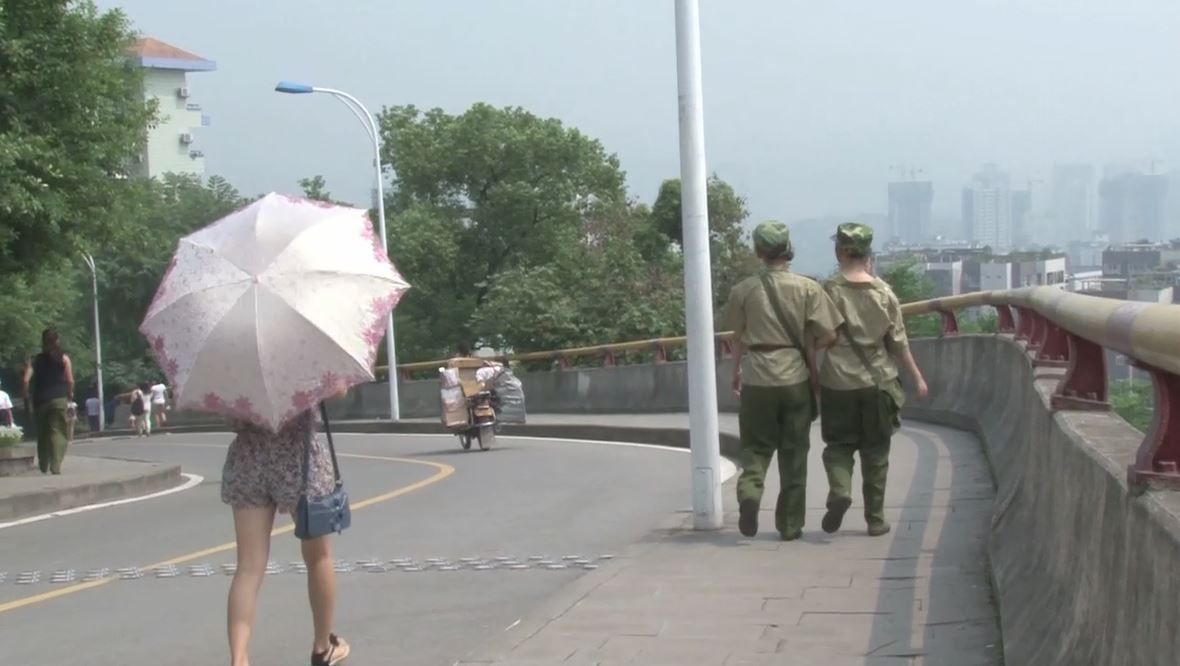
top-left (20, 329), bottom-right (75, 474)
top-left (85, 392), bottom-right (102, 433)
top-left (128, 386), bottom-right (148, 437)
top-left (148, 380), bottom-right (168, 433)
top-left (221, 406), bottom-right (350, 666)
top-left (724, 221), bottom-right (842, 541)
top-left (818, 223), bottom-right (928, 537)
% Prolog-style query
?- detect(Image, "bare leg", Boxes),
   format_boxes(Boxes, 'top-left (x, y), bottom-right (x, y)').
top-left (302, 535), bottom-right (337, 653)
top-left (227, 506), bottom-right (275, 666)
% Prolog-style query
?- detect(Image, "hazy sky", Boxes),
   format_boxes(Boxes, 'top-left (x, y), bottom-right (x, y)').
top-left (100, 0), bottom-right (1180, 225)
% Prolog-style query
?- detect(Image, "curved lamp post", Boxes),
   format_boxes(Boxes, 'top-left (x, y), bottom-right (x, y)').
top-left (81, 252), bottom-right (104, 431)
top-left (274, 81), bottom-right (400, 421)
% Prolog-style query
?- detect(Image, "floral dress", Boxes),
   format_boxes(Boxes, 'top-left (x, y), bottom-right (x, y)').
top-left (220, 409), bottom-right (335, 514)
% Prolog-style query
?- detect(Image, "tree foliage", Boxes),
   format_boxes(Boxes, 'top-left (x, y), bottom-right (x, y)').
top-left (0, 0), bottom-right (155, 276)
top-left (649, 176), bottom-right (758, 311)
top-left (376, 103), bottom-right (645, 358)
top-left (879, 259), bottom-right (941, 338)
top-left (1111, 379), bottom-right (1152, 432)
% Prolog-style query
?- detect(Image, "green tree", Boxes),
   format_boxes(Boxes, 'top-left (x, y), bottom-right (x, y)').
top-left (879, 259), bottom-right (940, 338)
top-left (648, 175), bottom-right (758, 311)
top-left (376, 103), bottom-right (630, 359)
top-left (297, 175), bottom-right (352, 206)
top-left (1110, 379), bottom-right (1152, 432)
top-left (0, 0), bottom-right (155, 277)
top-left (472, 200), bottom-right (685, 354)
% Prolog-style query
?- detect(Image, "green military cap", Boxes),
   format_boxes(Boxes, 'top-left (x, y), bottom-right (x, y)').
top-left (832, 222), bottom-right (874, 252)
top-left (752, 221), bottom-right (792, 259)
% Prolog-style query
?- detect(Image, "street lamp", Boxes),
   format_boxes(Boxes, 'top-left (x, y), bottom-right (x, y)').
top-left (275, 80), bottom-right (401, 421)
top-left (674, 0), bottom-right (723, 530)
top-left (81, 253), bottom-right (104, 431)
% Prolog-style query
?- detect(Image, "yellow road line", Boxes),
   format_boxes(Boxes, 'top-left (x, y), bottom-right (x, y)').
top-left (0, 447), bottom-right (453, 615)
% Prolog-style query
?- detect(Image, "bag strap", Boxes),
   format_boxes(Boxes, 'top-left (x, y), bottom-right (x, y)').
top-left (828, 289), bottom-right (886, 386)
top-left (758, 273), bottom-right (814, 378)
top-left (303, 403), bottom-right (342, 489)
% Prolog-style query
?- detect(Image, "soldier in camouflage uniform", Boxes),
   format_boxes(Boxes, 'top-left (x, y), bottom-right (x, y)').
top-left (724, 221), bottom-right (842, 541)
top-left (819, 222), bottom-right (929, 537)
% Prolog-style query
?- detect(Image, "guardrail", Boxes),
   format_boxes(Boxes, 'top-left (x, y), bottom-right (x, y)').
top-left (388, 287), bottom-right (1178, 492)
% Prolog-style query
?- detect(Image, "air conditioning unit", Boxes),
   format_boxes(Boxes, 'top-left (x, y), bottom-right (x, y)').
top-left (177, 87), bottom-right (190, 98)
top-left (189, 150), bottom-right (205, 159)
top-left (179, 132), bottom-right (194, 144)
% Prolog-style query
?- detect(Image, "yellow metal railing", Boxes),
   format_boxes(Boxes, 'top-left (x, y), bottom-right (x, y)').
top-left (386, 286), bottom-right (1180, 377)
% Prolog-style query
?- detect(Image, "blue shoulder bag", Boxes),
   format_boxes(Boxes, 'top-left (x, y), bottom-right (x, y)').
top-left (294, 403), bottom-right (351, 540)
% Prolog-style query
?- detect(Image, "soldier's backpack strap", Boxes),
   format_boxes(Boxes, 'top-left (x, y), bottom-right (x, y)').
top-left (758, 273), bottom-right (811, 373)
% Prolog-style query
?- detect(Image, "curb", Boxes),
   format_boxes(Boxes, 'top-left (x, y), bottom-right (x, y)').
top-left (0, 463), bottom-right (183, 523)
top-left (92, 421), bottom-right (745, 460)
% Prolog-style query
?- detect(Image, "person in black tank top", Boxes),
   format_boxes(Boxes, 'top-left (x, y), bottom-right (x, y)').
top-left (21, 329), bottom-right (75, 474)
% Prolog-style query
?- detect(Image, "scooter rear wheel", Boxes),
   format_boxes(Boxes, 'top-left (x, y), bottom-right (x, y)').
top-left (477, 425), bottom-right (495, 451)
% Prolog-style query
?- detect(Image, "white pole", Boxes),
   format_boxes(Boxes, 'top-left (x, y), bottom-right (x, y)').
top-left (674, 0), bottom-right (722, 530)
top-left (83, 253), bottom-right (105, 431)
top-left (316, 88), bottom-right (400, 421)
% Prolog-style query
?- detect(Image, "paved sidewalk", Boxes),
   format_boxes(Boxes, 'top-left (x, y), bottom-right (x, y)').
top-left (0, 454), bottom-right (181, 522)
top-left (458, 417), bottom-right (1001, 665)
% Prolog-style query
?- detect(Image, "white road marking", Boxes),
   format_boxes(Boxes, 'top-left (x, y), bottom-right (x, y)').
top-left (0, 473), bottom-right (204, 531)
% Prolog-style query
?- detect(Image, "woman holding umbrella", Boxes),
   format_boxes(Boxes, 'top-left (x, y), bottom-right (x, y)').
top-left (223, 402), bottom-right (349, 666)
top-left (140, 193), bottom-right (409, 666)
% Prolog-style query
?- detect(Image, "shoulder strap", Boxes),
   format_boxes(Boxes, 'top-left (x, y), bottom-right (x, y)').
top-left (759, 272), bottom-right (807, 351)
top-left (303, 404), bottom-right (342, 488)
top-left (829, 291), bottom-right (885, 385)
top-left (759, 272), bottom-right (816, 382)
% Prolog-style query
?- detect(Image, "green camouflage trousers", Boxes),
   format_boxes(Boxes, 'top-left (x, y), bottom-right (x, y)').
top-left (819, 386), bottom-right (897, 527)
top-left (737, 381), bottom-right (813, 536)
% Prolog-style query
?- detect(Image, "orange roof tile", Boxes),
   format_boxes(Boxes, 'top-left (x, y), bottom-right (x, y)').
top-left (130, 37), bottom-right (206, 62)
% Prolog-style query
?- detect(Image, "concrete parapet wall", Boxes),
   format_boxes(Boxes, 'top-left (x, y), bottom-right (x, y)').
top-left (905, 334), bottom-right (1180, 665)
top-left (130, 360), bottom-right (742, 426)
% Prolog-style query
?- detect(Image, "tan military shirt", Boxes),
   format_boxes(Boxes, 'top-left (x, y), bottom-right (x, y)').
top-left (819, 274), bottom-right (910, 390)
top-left (724, 265), bottom-right (843, 387)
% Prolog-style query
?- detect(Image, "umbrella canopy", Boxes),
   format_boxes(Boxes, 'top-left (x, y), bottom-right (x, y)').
top-left (140, 192), bottom-right (410, 430)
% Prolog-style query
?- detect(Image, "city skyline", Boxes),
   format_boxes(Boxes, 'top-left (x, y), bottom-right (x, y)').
top-left (95, 0), bottom-right (1180, 227)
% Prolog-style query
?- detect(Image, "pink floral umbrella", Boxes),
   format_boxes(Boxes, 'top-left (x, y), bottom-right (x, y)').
top-left (140, 192), bottom-right (410, 430)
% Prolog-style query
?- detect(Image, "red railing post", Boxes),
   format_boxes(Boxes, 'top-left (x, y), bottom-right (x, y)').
top-left (399, 368), bottom-right (412, 382)
top-left (1026, 311), bottom-right (1046, 352)
top-left (1015, 306), bottom-right (1033, 341)
top-left (653, 342), bottom-right (668, 363)
top-left (938, 309), bottom-right (959, 337)
top-left (1127, 364), bottom-right (1180, 493)
top-left (1051, 334), bottom-right (1110, 411)
top-left (1033, 322), bottom-right (1070, 368)
top-left (602, 349), bottom-right (616, 367)
top-left (552, 353), bottom-right (571, 371)
top-left (995, 304), bottom-right (1016, 334)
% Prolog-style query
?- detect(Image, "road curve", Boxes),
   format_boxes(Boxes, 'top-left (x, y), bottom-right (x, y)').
top-left (0, 432), bottom-right (695, 666)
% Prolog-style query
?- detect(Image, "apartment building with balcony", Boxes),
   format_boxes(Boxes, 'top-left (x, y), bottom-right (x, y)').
top-left (130, 38), bottom-right (215, 179)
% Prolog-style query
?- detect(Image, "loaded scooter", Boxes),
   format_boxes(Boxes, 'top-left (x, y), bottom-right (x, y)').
top-left (438, 356), bottom-right (526, 451)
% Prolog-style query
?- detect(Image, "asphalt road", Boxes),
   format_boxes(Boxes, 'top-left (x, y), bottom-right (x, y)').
top-left (0, 432), bottom-right (695, 666)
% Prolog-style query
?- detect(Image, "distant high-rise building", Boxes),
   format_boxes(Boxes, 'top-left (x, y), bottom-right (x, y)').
top-left (1168, 169), bottom-right (1180, 239)
top-left (1011, 189), bottom-right (1031, 246)
top-left (887, 181), bottom-right (933, 244)
top-left (130, 38), bottom-right (216, 179)
top-left (1098, 170), bottom-right (1169, 243)
top-left (965, 165), bottom-right (1013, 252)
top-left (961, 187), bottom-right (974, 241)
top-left (1051, 164), bottom-right (1094, 243)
